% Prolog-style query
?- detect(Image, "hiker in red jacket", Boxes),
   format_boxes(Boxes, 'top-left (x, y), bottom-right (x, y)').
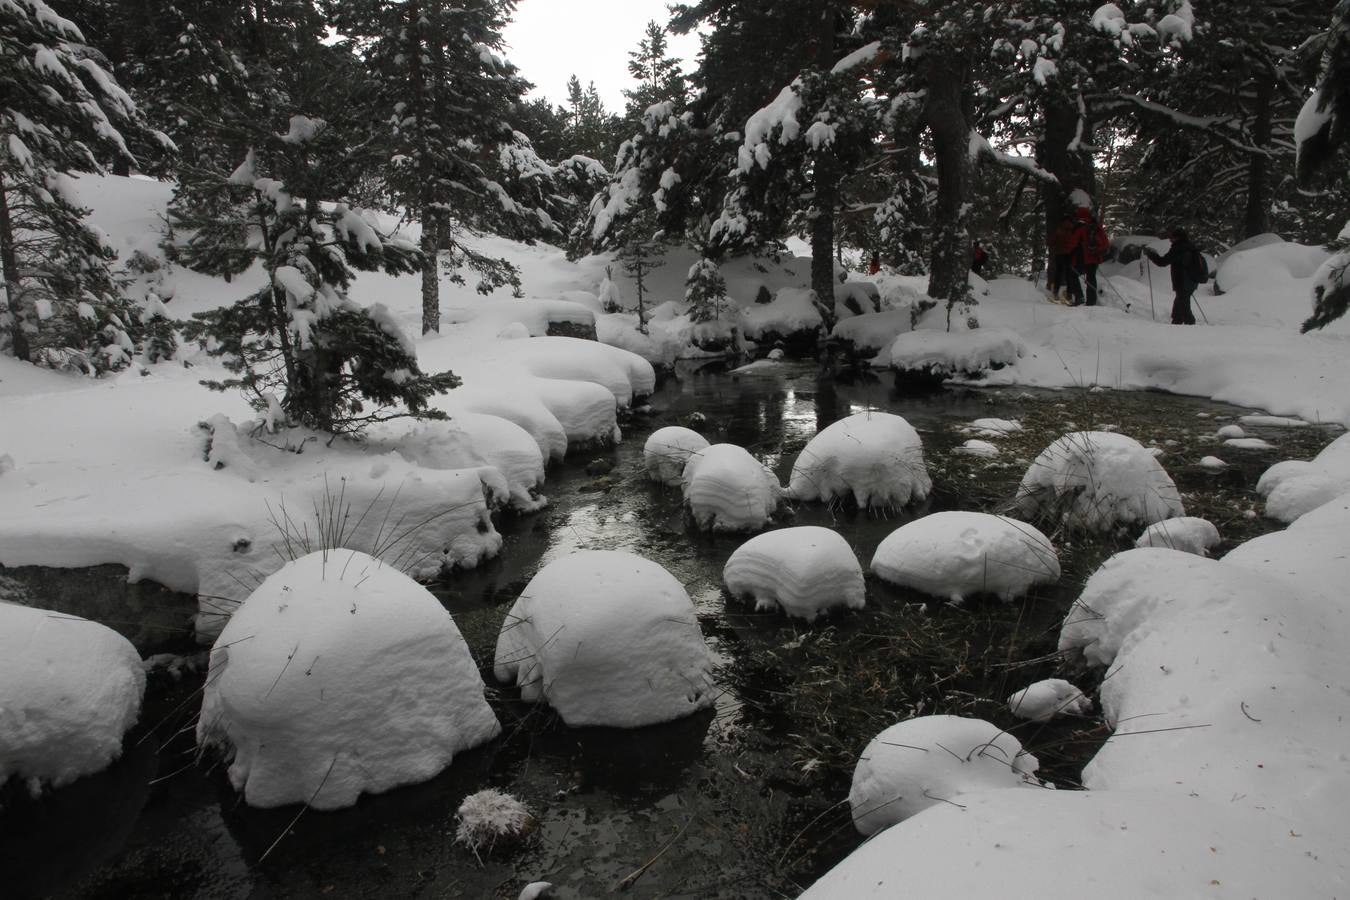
top-left (1067, 207), bottom-right (1110, 307)
top-left (1049, 215), bottom-right (1076, 299)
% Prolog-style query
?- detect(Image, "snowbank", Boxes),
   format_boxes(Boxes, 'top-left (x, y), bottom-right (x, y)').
top-left (681, 444), bottom-right (783, 531)
top-left (1015, 431), bottom-right (1184, 530)
top-left (848, 715), bottom-right (1040, 836)
top-left (887, 327), bottom-right (1024, 378)
top-left (787, 411), bottom-right (931, 508)
top-left (0, 602), bottom-right (145, 791)
top-left (198, 550), bottom-right (500, 809)
top-left (870, 512), bottom-right (1059, 604)
top-left (493, 550), bottom-right (715, 728)
top-left (722, 526), bottom-right (865, 621)
top-left (1132, 516), bottom-right (1220, 555)
top-left (1256, 431), bottom-right (1350, 523)
top-left (643, 425), bottom-right (710, 486)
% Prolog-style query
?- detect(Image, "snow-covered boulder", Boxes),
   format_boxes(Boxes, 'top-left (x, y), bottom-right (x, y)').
top-left (1133, 516), bottom-right (1220, 556)
top-left (787, 412), bottom-right (931, 509)
top-left (722, 526), bottom-right (865, 621)
top-left (870, 511), bottom-right (1060, 604)
top-left (1007, 679), bottom-right (1091, 723)
top-left (198, 550), bottom-right (500, 809)
top-left (849, 715), bottom-right (1040, 836)
top-left (498, 336), bottom-right (655, 407)
top-left (1015, 431), bottom-right (1184, 530)
top-left (0, 602), bottom-right (145, 790)
top-left (829, 309), bottom-right (912, 355)
top-left (954, 439), bottom-right (998, 458)
top-left (493, 550), bottom-right (715, 728)
top-left (681, 443), bottom-right (783, 531)
top-left (962, 417), bottom-right (1022, 438)
top-left (643, 426), bottom-right (710, 486)
top-left (1255, 432), bottom-right (1350, 523)
top-left (887, 327), bottom-right (1024, 379)
top-left (386, 413), bottom-right (547, 513)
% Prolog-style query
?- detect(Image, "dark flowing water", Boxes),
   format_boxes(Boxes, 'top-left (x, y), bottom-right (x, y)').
top-left (2, 364), bottom-right (1329, 900)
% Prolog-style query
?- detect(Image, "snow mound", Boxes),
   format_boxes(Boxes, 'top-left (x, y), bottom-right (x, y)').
top-left (1225, 437), bottom-right (1276, 451)
top-left (0, 603), bottom-right (145, 790)
top-left (722, 526), bottom-right (865, 621)
top-left (384, 413), bottom-right (546, 512)
top-left (643, 426), bottom-right (710, 486)
top-left (493, 550), bottom-right (715, 727)
top-left (870, 511), bottom-right (1059, 604)
top-left (681, 443), bottom-right (783, 531)
top-left (1256, 432), bottom-right (1350, 523)
top-left (962, 417), bottom-right (1022, 437)
top-left (954, 439), bottom-right (998, 458)
top-left (1215, 424), bottom-right (1245, 439)
top-left (740, 286), bottom-right (823, 340)
top-left (1133, 516), bottom-right (1220, 555)
top-left (787, 412), bottom-right (931, 509)
top-left (1015, 431), bottom-right (1184, 530)
top-left (849, 715), bottom-right (1040, 836)
top-left (887, 327), bottom-right (1024, 377)
top-left (1199, 455), bottom-right (1227, 470)
top-left (198, 550), bottom-right (500, 809)
top-left (495, 336), bottom-right (655, 407)
top-left (1007, 678), bottom-right (1091, 723)
top-left (829, 309), bottom-right (912, 353)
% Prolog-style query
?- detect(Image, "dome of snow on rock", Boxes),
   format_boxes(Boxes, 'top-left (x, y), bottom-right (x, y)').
top-left (869, 511), bottom-right (1059, 604)
top-left (0, 603), bottom-right (146, 791)
top-left (1007, 678), bottom-right (1091, 723)
top-left (1133, 516), bottom-right (1220, 555)
top-left (196, 550), bottom-right (501, 810)
top-left (787, 411), bottom-right (931, 509)
top-left (493, 550), bottom-right (715, 728)
top-left (722, 525), bottom-right (865, 621)
top-left (643, 425), bottom-right (710, 486)
top-left (681, 443), bottom-right (783, 531)
top-left (1015, 431), bottom-right (1184, 531)
top-left (849, 715), bottom-right (1040, 836)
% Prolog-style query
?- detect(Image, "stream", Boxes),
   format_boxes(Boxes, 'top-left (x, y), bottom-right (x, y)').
top-left (2, 363), bottom-right (1332, 900)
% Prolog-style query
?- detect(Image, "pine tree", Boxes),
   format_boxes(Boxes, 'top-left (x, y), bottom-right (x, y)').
top-left (182, 126), bottom-right (457, 434)
top-left (330, 0), bottom-right (536, 335)
top-left (623, 21), bottom-right (687, 122)
top-left (1, 0), bottom-right (165, 371)
top-left (563, 75), bottom-right (622, 163)
top-left (685, 255), bottom-right (730, 324)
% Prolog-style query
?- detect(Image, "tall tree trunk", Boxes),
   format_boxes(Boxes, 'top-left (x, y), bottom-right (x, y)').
top-left (407, 0), bottom-right (440, 335)
top-left (420, 218), bottom-right (440, 334)
top-left (0, 182), bottom-right (32, 362)
top-left (924, 63), bottom-right (972, 311)
top-left (1039, 96), bottom-right (1096, 260)
top-left (1242, 74), bottom-right (1274, 239)
top-left (808, 0), bottom-right (839, 324)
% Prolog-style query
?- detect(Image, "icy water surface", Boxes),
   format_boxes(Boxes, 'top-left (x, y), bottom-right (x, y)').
top-left (3, 364), bottom-right (1334, 900)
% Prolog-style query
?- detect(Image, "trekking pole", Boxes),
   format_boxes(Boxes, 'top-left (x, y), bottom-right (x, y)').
top-left (1099, 273), bottom-right (1132, 314)
top-left (1143, 256), bottom-right (1157, 321)
top-left (1192, 293), bottom-right (1211, 325)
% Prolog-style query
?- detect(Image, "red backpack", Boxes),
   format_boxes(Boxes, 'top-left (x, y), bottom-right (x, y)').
top-left (1082, 220), bottom-right (1110, 265)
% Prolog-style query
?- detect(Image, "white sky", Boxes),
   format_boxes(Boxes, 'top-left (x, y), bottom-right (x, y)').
top-left (503, 0), bottom-right (702, 113)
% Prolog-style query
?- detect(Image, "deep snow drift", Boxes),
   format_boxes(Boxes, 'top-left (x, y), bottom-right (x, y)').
top-left (786, 411), bottom-right (931, 508)
top-left (493, 550), bottom-right (715, 728)
top-left (870, 511), bottom-right (1060, 604)
top-left (197, 550), bottom-right (500, 810)
top-left (0, 602), bottom-right (145, 791)
top-left (722, 526), bottom-right (865, 621)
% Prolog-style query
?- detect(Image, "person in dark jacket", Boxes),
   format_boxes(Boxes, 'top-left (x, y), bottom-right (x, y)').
top-left (970, 239), bottom-right (988, 274)
top-left (1146, 228), bottom-right (1203, 325)
top-left (1069, 206), bottom-right (1109, 306)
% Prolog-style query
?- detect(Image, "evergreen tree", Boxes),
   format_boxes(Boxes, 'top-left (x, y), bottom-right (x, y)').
top-left (1, 0), bottom-right (165, 371)
top-left (562, 75), bottom-right (622, 163)
top-left (623, 20), bottom-right (687, 122)
top-left (330, 0), bottom-right (536, 334)
top-left (684, 255), bottom-right (730, 323)
top-left (181, 124), bottom-right (457, 434)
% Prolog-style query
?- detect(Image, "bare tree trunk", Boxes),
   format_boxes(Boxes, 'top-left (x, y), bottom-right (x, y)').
top-left (1242, 75), bottom-right (1274, 239)
top-left (420, 218), bottom-right (440, 334)
top-left (1039, 96), bottom-right (1096, 253)
top-left (923, 64), bottom-right (972, 310)
top-left (0, 182), bottom-right (31, 362)
top-left (407, 0), bottom-right (440, 335)
top-left (809, 0), bottom-right (839, 325)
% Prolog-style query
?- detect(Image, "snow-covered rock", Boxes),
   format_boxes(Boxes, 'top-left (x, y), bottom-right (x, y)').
top-left (1225, 437), bottom-right (1276, 451)
top-left (1015, 431), bottom-right (1184, 530)
top-left (849, 715), bottom-right (1040, 836)
top-left (1199, 455), bottom-right (1227, 470)
top-left (1256, 432), bottom-right (1350, 523)
top-left (1007, 679), bottom-right (1091, 723)
top-left (384, 413), bottom-right (546, 512)
top-left (198, 550), bottom-right (500, 809)
top-left (787, 412), bottom-right (931, 509)
top-left (455, 789), bottom-right (536, 852)
top-left (1215, 424), bottom-right (1245, 440)
top-left (870, 511), bottom-right (1060, 604)
top-left (888, 327), bottom-right (1024, 378)
top-left (643, 426), bottom-right (710, 486)
top-left (962, 417), bottom-right (1022, 438)
top-left (722, 526), bottom-right (865, 621)
top-left (681, 443), bottom-right (783, 531)
top-left (493, 550), bottom-right (715, 727)
top-left (1133, 516), bottom-right (1220, 555)
top-left (954, 439), bottom-right (999, 458)
top-left (0, 602), bottom-right (145, 790)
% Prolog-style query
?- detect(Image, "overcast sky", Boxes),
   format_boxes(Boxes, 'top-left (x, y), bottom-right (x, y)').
top-left (502, 0), bottom-right (701, 113)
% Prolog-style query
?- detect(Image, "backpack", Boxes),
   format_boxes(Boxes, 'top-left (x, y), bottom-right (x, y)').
top-left (1187, 248), bottom-right (1210, 284)
top-left (1087, 222), bottom-right (1110, 263)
